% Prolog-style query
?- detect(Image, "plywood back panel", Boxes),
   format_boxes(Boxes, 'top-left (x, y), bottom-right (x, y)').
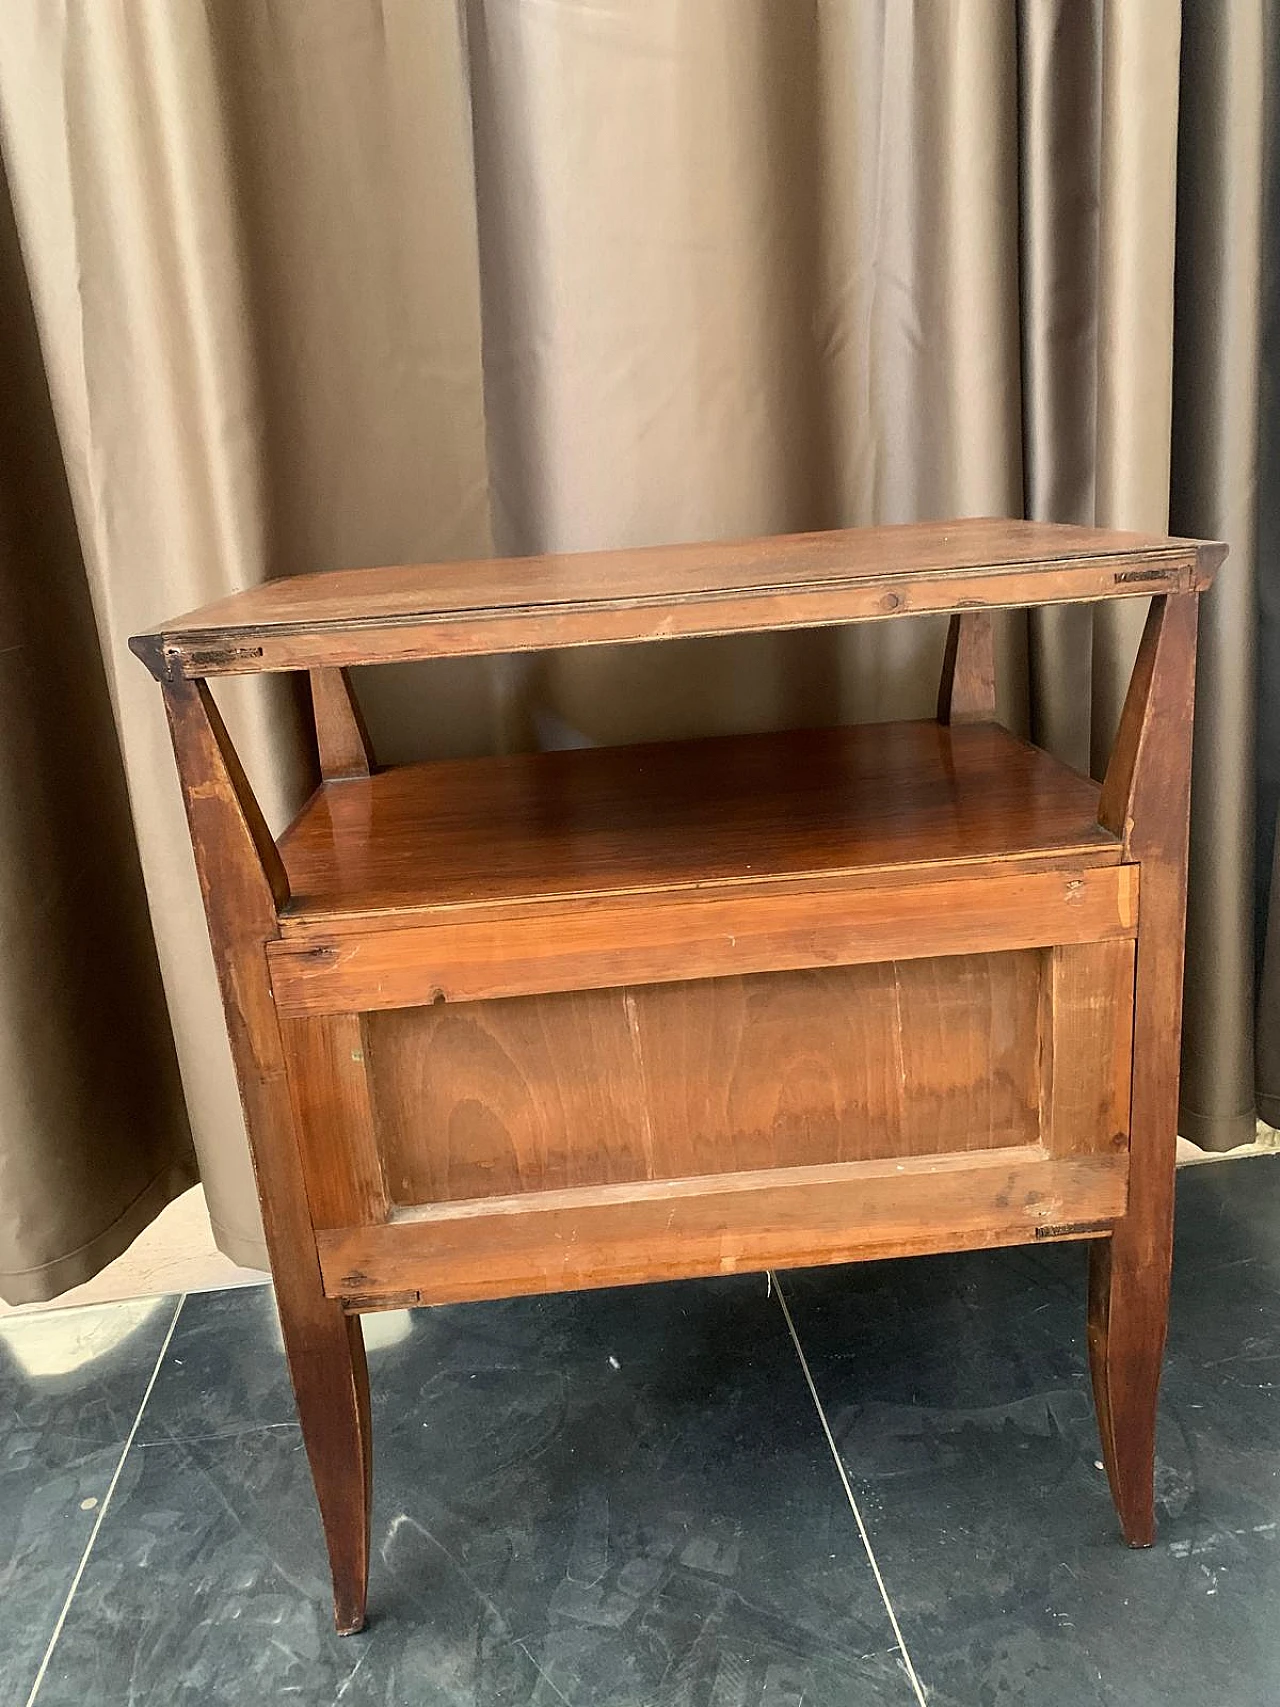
top-left (369, 952), bottom-right (1050, 1207)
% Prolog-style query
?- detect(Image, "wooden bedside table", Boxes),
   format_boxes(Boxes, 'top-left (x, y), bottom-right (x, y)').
top-left (132, 518), bottom-right (1221, 1634)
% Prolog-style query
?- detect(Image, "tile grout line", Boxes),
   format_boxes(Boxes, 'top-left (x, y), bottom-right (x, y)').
top-left (24, 1293), bottom-right (187, 1707)
top-left (771, 1274), bottom-right (929, 1707)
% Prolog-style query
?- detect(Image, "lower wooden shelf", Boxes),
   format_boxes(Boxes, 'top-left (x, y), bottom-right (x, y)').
top-left (276, 717), bottom-right (1122, 932)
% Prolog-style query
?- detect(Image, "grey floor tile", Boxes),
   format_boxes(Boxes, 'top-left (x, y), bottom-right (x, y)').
top-left (35, 1275), bottom-right (916, 1706)
top-left (134, 1282), bottom-right (287, 1443)
top-left (779, 1157), bottom-right (1280, 1707)
top-left (0, 1296), bottom-right (179, 1705)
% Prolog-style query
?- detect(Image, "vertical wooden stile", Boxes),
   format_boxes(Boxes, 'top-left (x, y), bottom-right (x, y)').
top-left (162, 676), bottom-right (372, 1633)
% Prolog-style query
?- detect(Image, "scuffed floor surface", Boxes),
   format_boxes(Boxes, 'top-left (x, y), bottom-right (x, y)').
top-left (4, 1157), bottom-right (1280, 1706)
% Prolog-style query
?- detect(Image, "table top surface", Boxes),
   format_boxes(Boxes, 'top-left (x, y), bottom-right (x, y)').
top-left (132, 517), bottom-right (1221, 680)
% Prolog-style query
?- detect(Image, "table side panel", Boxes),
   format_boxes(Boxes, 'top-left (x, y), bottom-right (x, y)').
top-left (369, 952), bottom-right (1045, 1206)
top-left (287, 905), bottom-right (1138, 1305)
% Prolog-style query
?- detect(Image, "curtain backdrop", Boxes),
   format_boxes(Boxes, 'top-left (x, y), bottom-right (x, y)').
top-left (0, 0), bottom-right (1272, 1302)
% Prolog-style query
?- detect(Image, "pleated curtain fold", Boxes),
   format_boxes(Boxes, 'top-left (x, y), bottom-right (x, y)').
top-left (0, 0), bottom-right (1272, 1301)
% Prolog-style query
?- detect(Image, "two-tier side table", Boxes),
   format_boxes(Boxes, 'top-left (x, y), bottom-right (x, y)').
top-left (132, 518), bottom-right (1221, 1633)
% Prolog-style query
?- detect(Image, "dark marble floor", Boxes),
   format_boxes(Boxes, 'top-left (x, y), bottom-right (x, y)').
top-left (5, 1157), bottom-right (1280, 1707)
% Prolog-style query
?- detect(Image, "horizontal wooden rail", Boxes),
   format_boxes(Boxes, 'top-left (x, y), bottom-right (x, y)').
top-left (268, 863), bottom-right (1138, 1018)
top-left (318, 1145), bottom-right (1128, 1307)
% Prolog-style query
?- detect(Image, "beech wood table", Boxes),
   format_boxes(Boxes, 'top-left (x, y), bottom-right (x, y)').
top-left (133, 518), bottom-right (1221, 1634)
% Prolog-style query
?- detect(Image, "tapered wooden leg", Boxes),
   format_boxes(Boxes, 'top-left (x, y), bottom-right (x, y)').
top-left (161, 677), bottom-right (375, 1630)
top-left (281, 1299), bottom-right (372, 1633)
top-left (1089, 592), bottom-right (1199, 1547)
top-left (1087, 1227), bottom-right (1169, 1546)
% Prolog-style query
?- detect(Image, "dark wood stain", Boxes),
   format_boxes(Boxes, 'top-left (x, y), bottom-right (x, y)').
top-left (135, 521), bottom-right (1221, 1628)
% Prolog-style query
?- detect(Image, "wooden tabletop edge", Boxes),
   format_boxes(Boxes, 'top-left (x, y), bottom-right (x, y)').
top-left (1194, 539), bottom-right (1229, 583)
top-left (128, 631), bottom-right (169, 681)
top-left (127, 528), bottom-right (1227, 678)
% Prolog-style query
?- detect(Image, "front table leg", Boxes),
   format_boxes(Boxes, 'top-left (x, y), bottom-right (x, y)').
top-left (1088, 592), bottom-right (1198, 1544)
top-left (1088, 1230), bottom-right (1167, 1544)
top-left (163, 675), bottom-right (373, 1629)
top-left (282, 1295), bottom-right (372, 1633)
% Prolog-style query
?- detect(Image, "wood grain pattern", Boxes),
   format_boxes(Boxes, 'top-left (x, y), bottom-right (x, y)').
top-left (1089, 593), bottom-right (1199, 1547)
top-left (937, 611), bottom-right (997, 724)
top-left (316, 1147), bottom-right (1128, 1306)
top-left (128, 519), bottom-right (1219, 679)
top-left (369, 955), bottom-right (1043, 1206)
top-left (162, 678), bottom-right (371, 1634)
top-left (310, 667), bottom-right (374, 779)
top-left (188, 678), bottom-right (290, 911)
top-left (280, 1012), bottom-right (388, 1229)
top-left (276, 720), bottom-right (1120, 933)
top-left (1040, 941), bottom-right (1135, 1157)
top-left (370, 987), bottom-right (650, 1204)
top-left (267, 864), bottom-right (1138, 1018)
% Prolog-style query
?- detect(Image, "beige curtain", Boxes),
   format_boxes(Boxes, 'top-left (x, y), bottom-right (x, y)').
top-left (0, 0), bottom-right (1270, 1302)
